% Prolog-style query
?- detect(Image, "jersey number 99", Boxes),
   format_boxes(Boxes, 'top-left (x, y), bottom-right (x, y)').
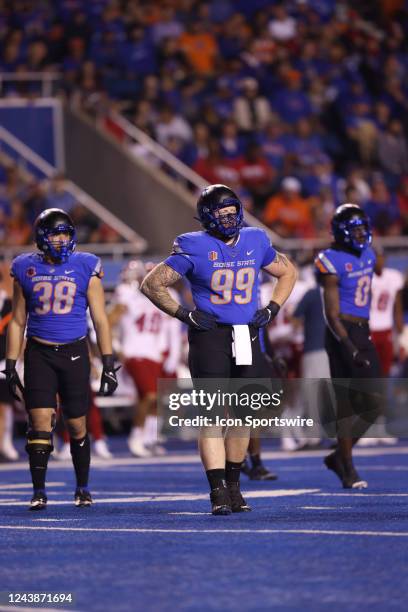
top-left (210, 268), bottom-right (255, 305)
top-left (34, 281), bottom-right (77, 315)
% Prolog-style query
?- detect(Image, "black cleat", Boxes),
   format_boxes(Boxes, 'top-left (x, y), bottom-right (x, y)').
top-left (74, 488), bottom-right (93, 507)
top-left (227, 482), bottom-right (251, 512)
top-left (342, 461), bottom-right (368, 489)
top-left (324, 451), bottom-right (345, 484)
top-left (249, 464), bottom-right (278, 481)
top-left (29, 491), bottom-right (47, 511)
top-left (210, 486), bottom-right (232, 515)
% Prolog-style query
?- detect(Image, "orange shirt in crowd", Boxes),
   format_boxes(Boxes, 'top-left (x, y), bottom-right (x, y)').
top-left (262, 193), bottom-right (314, 237)
top-left (178, 32), bottom-right (218, 75)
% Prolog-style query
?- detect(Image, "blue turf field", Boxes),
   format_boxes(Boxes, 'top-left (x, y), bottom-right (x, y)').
top-left (0, 443), bottom-right (407, 612)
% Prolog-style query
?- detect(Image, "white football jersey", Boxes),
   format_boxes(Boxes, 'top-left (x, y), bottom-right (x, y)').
top-left (261, 278), bottom-right (310, 345)
top-left (114, 282), bottom-right (168, 361)
top-left (370, 268), bottom-right (404, 331)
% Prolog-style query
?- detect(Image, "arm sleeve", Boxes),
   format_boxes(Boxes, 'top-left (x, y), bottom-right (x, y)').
top-left (164, 236), bottom-right (194, 276)
top-left (261, 230), bottom-right (277, 267)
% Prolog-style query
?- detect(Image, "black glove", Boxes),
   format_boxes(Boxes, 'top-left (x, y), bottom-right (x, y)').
top-left (341, 337), bottom-right (371, 368)
top-left (98, 355), bottom-right (121, 396)
top-left (1, 358), bottom-right (24, 401)
top-left (175, 306), bottom-right (217, 331)
top-left (250, 300), bottom-right (280, 328)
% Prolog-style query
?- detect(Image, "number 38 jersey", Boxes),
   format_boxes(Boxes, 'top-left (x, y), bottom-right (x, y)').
top-left (165, 227), bottom-right (276, 324)
top-left (11, 252), bottom-right (103, 343)
top-left (314, 246), bottom-right (376, 319)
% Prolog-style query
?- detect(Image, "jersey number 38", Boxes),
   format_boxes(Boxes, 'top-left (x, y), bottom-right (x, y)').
top-left (33, 281), bottom-right (77, 315)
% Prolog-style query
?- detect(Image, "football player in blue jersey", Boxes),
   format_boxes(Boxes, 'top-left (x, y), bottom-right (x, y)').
top-left (2, 208), bottom-right (119, 510)
top-left (315, 203), bottom-right (382, 489)
top-left (141, 184), bottom-right (297, 515)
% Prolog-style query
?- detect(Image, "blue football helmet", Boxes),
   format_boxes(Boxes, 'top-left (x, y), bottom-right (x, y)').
top-left (34, 208), bottom-right (76, 263)
top-left (196, 184), bottom-right (244, 237)
top-left (331, 203), bottom-right (372, 252)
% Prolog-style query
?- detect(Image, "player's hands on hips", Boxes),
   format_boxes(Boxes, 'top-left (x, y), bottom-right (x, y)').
top-left (175, 306), bottom-right (217, 331)
top-left (250, 300), bottom-right (280, 328)
top-left (1, 359), bottom-right (24, 401)
top-left (341, 338), bottom-right (370, 368)
top-left (98, 354), bottom-right (121, 396)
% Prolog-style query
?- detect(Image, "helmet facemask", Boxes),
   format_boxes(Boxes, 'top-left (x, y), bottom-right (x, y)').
top-left (206, 198), bottom-right (243, 238)
top-left (39, 224), bottom-right (76, 263)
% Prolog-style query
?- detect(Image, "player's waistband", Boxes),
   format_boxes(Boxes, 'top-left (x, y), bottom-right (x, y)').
top-left (28, 336), bottom-right (87, 350)
top-left (339, 314), bottom-right (369, 326)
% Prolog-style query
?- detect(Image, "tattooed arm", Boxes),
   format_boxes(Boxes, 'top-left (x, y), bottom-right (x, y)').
top-left (262, 251), bottom-right (298, 307)
top-left (140, 262), bottom-right (182, 316)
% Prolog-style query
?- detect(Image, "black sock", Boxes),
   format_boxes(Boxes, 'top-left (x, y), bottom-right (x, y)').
top-left (29, 451), bottom-right (50, 492)
top-left (206, 469), bottom-right (226, 491)
top-left (250, 453), bottom-right (262, 468)
top-left (70, 435), bottom-right (90, 489)
top-left (225, 460), bottom-right (242, 485)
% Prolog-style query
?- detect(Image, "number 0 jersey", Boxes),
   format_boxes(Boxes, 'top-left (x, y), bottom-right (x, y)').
top-left (11, 252), bottom-right (103, 343)
top-left (165, 227), bottom-right (276, 324)
top-left (315, 246), bottom-right (376, 319)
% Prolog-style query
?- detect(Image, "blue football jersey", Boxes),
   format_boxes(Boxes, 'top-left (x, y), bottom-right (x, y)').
top-left (315, 246), bottom-right (376, 319)
top-left (11, 251), bottom-right (103, 343)
top-left (165, 227), bottom-right (277, 324)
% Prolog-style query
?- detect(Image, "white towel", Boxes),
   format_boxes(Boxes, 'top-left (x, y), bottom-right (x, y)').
top-left (232, 325), bottom-right (253, 366)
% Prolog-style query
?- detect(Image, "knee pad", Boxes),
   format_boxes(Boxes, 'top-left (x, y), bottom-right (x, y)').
top-left (25, 430), bottom-right (54, 456)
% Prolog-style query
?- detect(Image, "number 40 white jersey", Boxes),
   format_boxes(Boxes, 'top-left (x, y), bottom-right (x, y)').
top-left (114, 283), bottom-right (168, 362)
top-left (370, 268), bottom-right (404, 332)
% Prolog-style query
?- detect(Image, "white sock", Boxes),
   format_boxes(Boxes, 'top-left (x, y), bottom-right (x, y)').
top-left (143, 416), bottom-right (157, 445)
top-left (129, 426), bottom-right (144, 441)
top-left (3, 405), bottom-right (14, 447)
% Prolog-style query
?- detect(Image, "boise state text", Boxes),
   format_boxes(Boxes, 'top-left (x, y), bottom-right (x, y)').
top-left (165, 227), bottom-right (276, 324)
top-left (315, 246), bottom-right (376, 318)
top-left (11, 252), bottom-right (103, 343)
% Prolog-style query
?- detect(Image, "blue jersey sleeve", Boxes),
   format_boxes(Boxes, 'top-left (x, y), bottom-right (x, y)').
top-left (314, 250), bottom-right (339, 277)
top-left (164, 235), bottom-right (194, 276)
top-left (260, 230), bottom-right (277, 267)
top-left (10, 254), bottom-right (28, 285)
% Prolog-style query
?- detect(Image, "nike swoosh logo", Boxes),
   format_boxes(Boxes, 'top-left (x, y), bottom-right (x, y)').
top-left (71, 356), bottom-right (81, 361)
top-left (65, 270), bottom-right (74, 274)
top-left (79, 440), bottom-right (85, 447)
top-left (251, 336), bottom-right (257, 341)
top-left (247, 250), bottom-right (254, 256)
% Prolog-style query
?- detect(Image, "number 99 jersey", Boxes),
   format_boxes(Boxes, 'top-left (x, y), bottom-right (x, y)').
top-left (315, 246), bottom-right (376, 318)
top-left (165, 227), bottom-right (276, 324)
top-left (11, 252), bottom-right (104, 343)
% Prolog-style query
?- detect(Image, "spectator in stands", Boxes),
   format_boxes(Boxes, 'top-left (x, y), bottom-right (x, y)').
top-left (258, 118), bottom-right (291, 174)
top-left (271, 70), bottom-right (313, 125)
top-left (234, 142), bottom-right (276, 212)
top-left (220, 119), bottom-right (246, 161)
top-left (233, 77), bottom-right (272, 134)
top-left (377, 119), bottom-right (408, 189)
top-left (193, 138), bottom-right (240, 187)
top-left (263, 176), bottom-right (314, 237)
top-left (4, 198), bottom-right (31, 246)
top-left (155, 103), bottom-right (193, 149)
top-left (268, 4), bottom-right (297, 42)
top-left (177, 20), bottom-right (218, 76)
top-left (363, 177), bottom-right (401, 235)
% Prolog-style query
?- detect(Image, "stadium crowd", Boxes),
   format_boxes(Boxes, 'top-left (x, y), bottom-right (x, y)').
top-left (1, 0), bottom-right (408, 239)
top-left (0, 161), bottom-right (123, 246)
